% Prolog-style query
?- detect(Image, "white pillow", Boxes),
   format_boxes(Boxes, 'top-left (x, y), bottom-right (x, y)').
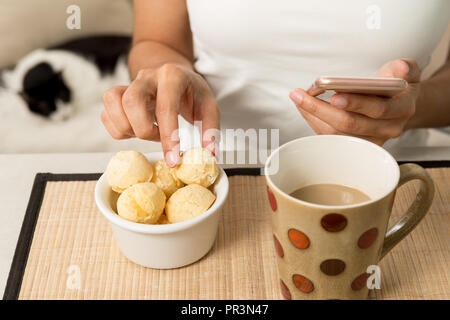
top-left (0, 0), bottom-right (133, 68)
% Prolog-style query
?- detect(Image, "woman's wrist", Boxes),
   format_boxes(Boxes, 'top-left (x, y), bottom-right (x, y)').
top-left (129, 40), bottom-right (194, 79)
top-left (404, 81), bottom-right (423, 130)
top-left (406, 61), bottom-right (450, 130)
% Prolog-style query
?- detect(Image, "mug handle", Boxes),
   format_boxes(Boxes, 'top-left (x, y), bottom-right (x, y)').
top-left (380, 163), bottom-right (435, 259)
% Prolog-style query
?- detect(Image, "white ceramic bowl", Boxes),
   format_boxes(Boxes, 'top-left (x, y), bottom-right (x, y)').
top-left (94, 153), bottom-right (229, 269)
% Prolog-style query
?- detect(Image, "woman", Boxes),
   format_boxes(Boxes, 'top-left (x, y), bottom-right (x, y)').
top-left (101, 0), bottom-right (450, 167)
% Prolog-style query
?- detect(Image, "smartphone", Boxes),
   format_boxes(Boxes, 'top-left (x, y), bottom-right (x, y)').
top-left (309, 76), bottom-right (408, 97)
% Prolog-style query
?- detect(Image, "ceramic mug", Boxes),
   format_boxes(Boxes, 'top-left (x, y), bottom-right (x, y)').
top-left (264, 135), bottom-right (435, 300)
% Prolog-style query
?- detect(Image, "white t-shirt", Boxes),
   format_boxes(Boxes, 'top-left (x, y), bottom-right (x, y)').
top-left (185, 0), bottom-right (450, 151)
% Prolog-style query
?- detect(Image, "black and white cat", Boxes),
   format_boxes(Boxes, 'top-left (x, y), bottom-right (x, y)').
top-left (2, 36), bottom-right (131, 121)
top-left (0, 36), bottom-right (158, 153)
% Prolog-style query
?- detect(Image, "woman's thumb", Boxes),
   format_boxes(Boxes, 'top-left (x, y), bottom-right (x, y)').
top-left (376, 59), bottom-right (421, 83)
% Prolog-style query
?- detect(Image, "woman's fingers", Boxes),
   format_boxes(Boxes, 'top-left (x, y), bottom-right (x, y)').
top-left (377, 59), bottom-right (421, 83)
top-left (102, 86), bottom-right (134, 137)
top-left (328, 58), bottom-right (418, 120)
top-left (306, 86), bottom-right (325, 97)
top-left (155, 65), bottom-right (221, 161)
top-left (298, 108), bottom-right (385, 145)
top-left (297, 107), bottom-right (333, 135)
top-left (330, 92), bottom-right (414, 120)
top-left (291, 59), bottom-right (420, 146)
top-left (196, 97), bottom-right (221, 154)
top-left (290, 89), bottom-right (404, 139)
top-left (102, 65), bottom-right (222, 163)
top-left (155, 64), bottom-right (189, 167)
top-left (121, 75), bottom-right (160, 141)
top-left (101, 110), bottom-right (128, 140)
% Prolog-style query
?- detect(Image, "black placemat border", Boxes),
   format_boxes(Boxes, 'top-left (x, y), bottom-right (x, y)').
top-left (3, 162), bottom-right (448, 300)
top-left (3, 173), bottom-right (46, 300)
top-left (396, 160), bottom-right (450, 168)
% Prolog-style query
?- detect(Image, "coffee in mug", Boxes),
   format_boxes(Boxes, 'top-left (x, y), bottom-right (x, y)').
top-left (290, 184), bottom-right (370, 206)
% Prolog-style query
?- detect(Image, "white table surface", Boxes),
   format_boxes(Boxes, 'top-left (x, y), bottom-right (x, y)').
top-left (1, 147), bottom-right (450, 296)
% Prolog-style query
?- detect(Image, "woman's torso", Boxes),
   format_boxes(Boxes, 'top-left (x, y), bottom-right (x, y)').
top-left (186, 0), bottom-right (450, 150)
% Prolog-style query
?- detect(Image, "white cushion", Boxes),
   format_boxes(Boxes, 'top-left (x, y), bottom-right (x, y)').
top-left (0, 0), bottom-right (133, 68)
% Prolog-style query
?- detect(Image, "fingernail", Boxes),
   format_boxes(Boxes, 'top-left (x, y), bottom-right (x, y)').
top-left (399, 59), bottom-right (411, 75)
top-left (165, 150), bottom-right (180, 167)
top-left (290, 90), bottom-right (303, 105)
top-left (332, 95), bottom-right (347, 109)
top-left (205, 141), bottom-right (215, 155)
top-left (205, 141), bottom-right (220, 161)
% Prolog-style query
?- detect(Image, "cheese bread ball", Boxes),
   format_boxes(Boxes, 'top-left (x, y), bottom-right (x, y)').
top-left (106, 151), bottom-right (153, 193)
top-left (175, 147), bottom-right (219, 188)
top-left (165, 184), bottom-right (216, 223)
top-left (117, 182), bottom-right (166, 224)
top-left (151, 160), bottom-right (184, 197)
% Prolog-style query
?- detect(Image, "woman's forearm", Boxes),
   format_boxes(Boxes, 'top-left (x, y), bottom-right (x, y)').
top-left (128, 40), bottom-right (194, 80)
top-left (409, 60), bottom-right (450, 129)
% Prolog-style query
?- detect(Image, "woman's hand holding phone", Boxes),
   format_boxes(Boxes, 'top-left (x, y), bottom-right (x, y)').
top-left (290, 59), bottom-right (421, 146)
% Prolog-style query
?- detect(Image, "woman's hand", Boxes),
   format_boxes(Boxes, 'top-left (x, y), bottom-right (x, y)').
top-left (101, 63), bottom-right (220, 167)
top-left (290, 59), bottom-right (421, 146)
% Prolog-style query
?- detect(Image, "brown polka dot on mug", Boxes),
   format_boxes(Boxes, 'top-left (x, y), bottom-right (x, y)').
top-left (321, 213), bottom-right (347, 232)
top-left (280, 280), bottom-right (291, 300)
top-left (273, 235), bottom-right (284, 258)
top-left (292, 274), bottom-right (314, 293)
top-left (351, 273), bottom-right (370, 291)
top-left (266, 186), bottom-right (277, 211)
top-left (320, 259), bottom-right (346, 276)
top-left (358, 228), bottom-right (378, 249)
top-left (288, 228), bottom-right (310, 249)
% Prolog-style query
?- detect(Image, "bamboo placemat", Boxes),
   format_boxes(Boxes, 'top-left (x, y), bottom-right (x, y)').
top-left (4, 166), bottom-right (449, 300)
